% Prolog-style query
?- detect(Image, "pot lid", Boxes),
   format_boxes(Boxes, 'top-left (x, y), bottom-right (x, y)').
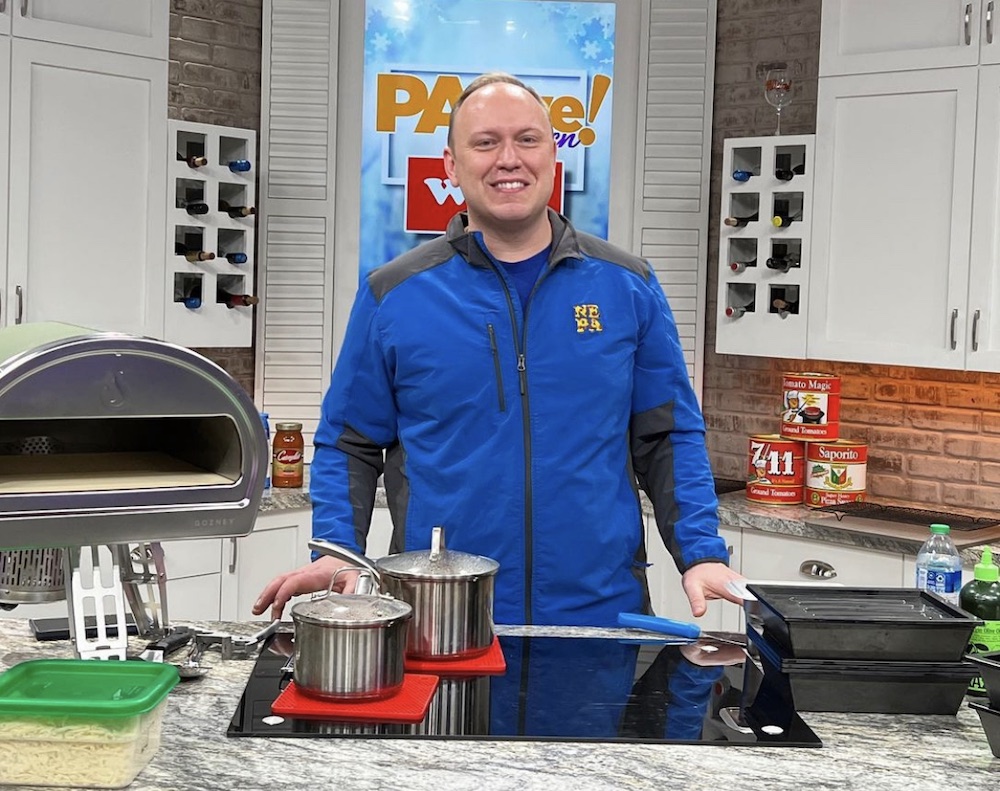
top-left (291, 593), bottom-right (412, 627)
top-left (376, 526), bottom-right (499, 580)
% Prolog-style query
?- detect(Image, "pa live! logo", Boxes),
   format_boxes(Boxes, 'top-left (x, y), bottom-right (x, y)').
top-left (404, 156), bottom-right (565, 234)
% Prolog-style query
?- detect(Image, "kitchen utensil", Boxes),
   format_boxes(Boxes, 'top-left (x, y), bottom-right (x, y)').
top-left (616, 612), bottom-right (748, 648)
top-left (176, 641), bottom-right (210, 680)
top-left (310, 526), bottom-right (499, 660)
top-left (290, 568), bottom-right (412, 701)
top-left (136, 626), bottom-right (194, 662)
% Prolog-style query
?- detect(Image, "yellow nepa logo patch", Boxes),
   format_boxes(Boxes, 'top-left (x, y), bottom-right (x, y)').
top-left (574, 304), bottom-right (603, 333)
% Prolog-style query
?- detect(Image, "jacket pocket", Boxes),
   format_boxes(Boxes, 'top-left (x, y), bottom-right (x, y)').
top-left (487, 323), bottom-right (506, 412)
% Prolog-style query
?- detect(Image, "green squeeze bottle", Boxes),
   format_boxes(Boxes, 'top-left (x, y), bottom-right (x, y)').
top-left (960, 546), bottom-right (1000, 696)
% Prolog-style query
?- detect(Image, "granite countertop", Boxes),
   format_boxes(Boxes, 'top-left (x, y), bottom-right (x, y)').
top-left (0, 619), bottom-right (996, 791)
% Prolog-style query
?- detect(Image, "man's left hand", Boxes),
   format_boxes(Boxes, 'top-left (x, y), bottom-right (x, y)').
top-left (681, 561), bottom-right (745, 617)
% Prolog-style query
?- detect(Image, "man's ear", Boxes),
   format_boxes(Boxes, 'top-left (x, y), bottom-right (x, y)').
top-left (443, 148), bottom-right (459, 186)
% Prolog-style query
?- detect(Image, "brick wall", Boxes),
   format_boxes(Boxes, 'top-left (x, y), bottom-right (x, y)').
top-left (705, 0), bottom-right (1000, 516)
top-left (168, 0), bottom-right (263, 396)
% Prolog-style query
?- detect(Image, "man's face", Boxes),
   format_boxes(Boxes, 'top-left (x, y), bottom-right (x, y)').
top-left (444, 83), bottom-right (557, 235)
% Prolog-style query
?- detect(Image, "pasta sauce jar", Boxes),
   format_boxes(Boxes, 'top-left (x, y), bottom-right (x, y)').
top-left (272, 422), bottom-right (304, 488)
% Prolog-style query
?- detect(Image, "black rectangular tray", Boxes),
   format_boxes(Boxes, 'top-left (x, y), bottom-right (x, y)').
top-left (745, 585), bottom-right (982, 662)
top-left (749, 627), bottom-right (976, 714)
top-left (965, 651), bottom-right (1000, 709)
top-left (969, 701), bottom-right (1000, 758)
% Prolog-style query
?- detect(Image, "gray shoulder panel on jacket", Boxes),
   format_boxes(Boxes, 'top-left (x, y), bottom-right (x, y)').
top-left (366, 236), bottom-right (457, 300)
top-left (574, 231), bottom-right (650, 280)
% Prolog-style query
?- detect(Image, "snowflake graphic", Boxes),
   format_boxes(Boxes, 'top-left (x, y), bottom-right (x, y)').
top-left (371, 31), bottom-right (391, 54)
top-left (572, 16), bottom-right (614, 64)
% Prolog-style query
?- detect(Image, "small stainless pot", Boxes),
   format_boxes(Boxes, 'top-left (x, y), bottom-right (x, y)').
top-left (290, 569), bottom-right (412, 701)
top-left (310, 526), bottom-right (499, 660)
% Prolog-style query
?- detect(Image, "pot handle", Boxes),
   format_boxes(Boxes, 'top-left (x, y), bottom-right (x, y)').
top-left (309, 538), bottom-right (381, 582)
top-left (329, 567), bottom-right (377, 595)
top-left (429, 525), bottom-right (444, 562)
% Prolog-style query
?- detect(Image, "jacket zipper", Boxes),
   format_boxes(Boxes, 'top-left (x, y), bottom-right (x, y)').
top-left (487, 324), bottom-right (506, 411)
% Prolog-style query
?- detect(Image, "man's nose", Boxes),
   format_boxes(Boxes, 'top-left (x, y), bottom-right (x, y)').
top-left (495, 139), bottom-right (520, 167)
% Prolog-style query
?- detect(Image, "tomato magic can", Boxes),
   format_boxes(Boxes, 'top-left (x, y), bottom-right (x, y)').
top-left (780, 372), bottom-right (841, 441)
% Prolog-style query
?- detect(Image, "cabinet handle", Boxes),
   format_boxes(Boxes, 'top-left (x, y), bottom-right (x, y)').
top-left (0, 2), bottom-right (7, 16)
top-left (799, 559), bottom-right (837, 579)
top-left (990, 1), bottom-right (996, 43)
top-left (967, 2), bottom-right (974, 44)
top-left (229, 537), bottom-right (238, 573)
top-left (973, 309), bottom-right (982, 351)
top-left (14, 285), bottom-right (23, 325)
top-left (19, 0), bottom-right (26, 17)
top-left (950, 307), bottom-right (959, 350)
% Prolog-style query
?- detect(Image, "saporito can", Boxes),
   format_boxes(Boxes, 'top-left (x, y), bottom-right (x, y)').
top-left (272, 421), bottom-right (304, 488)
top-left (805, 440), bottom-right (867, 508)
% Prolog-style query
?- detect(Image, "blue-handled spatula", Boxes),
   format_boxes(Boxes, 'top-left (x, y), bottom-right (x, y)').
top-left (617, 612), bottom-right (746, 647)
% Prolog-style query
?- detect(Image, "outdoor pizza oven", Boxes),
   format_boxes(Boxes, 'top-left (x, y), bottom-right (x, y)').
top-left (0, 323), bottom-right (268, 552)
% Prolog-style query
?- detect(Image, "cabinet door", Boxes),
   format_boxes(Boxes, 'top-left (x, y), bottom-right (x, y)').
top-left (6, 39), bottom-right (166, 335)
top-left (967, 66), bottom-right (1000, 369)
top-left (646, 519), bottom-right (743, 633)
top-left (220, 509), bottom-right (313, 622)
top-left (808, 69), bottom-right (977, 368)
top-left (0, 34), bottom-right (8, 326)
top-left (0, 2), bottom-right (10, 35)
top-left (820, 0), bottom-right (981, 76)
top-left (166, 574), bottom-right (221, 621)
top-left (10, 0), bottom-right (167, 59)
top-left (742, 530), bottom-right (905, 588)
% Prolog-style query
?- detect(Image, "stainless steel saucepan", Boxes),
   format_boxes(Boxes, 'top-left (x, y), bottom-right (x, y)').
top-left (309, 526), bottom-right (499, 660)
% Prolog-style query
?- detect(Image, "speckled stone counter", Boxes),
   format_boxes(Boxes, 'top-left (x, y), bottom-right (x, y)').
top-left (0, 619), bottom-right (997, 791)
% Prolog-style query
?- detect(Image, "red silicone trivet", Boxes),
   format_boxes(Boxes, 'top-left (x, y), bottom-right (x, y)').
top-left (404, 635), bottom-right (506, 676)
top-left (271, 673), bottom-right (439, 724)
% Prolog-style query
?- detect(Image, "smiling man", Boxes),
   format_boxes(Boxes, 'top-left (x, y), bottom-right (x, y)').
top-left (254, 72), bottom-right (743, 628)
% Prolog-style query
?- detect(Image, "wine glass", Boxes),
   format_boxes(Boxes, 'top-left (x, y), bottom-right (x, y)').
top-left (764, 68), bottom-right (793, 135)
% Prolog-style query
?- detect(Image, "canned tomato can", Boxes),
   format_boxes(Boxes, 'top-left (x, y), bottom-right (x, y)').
top-left (746, 434), bottom-right (805, 505)
top-left (805, 440), bottom-right (867, 508)
top-left (780, 372), bottom-right (841, 441)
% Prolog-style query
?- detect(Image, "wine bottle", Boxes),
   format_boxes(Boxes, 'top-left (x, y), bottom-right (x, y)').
top-left (771, 210), bottom-right (801, 228)
top-left (219, 292), bottom-right (259, 309)
top-left (772, 298), bottom-right (797, 318)
top-left (186, 155), bottom-right (208, 168)
top-left (723, 212), bottom-right (759, 227)
top-left (218, 199), bottom-right (256, 218)
top-left (175, 243), bottom-right (215, 262)
top-left (225, 252), bottom-right (248, 265)
top-left (227, 159), bottom-right (252, 173)
top-left (184, 202), bottom-right (210, 216)
top-left (732, 170), bottom-right (753, 182)
top-left (724, 305), bottom-right (746, 319)
top-left (181, 283), bottom-right (202, 310)
top-left (766, 255), bottom-right (798, 272)
top-left (729, 259), bottom-right (756, 273)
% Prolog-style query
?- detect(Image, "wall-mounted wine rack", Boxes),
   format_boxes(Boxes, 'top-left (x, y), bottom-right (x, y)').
top-left (716, 134), bottom-right (815, 358)
top-left (165, 120), bottom-right (258, 348)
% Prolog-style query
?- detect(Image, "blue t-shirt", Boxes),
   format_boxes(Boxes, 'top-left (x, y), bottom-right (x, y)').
top-left (499, 247), bottom-right (549, 312)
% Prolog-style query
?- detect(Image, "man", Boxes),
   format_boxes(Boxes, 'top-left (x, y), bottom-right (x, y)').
top-left (254, 72), bottom-right (742, 626)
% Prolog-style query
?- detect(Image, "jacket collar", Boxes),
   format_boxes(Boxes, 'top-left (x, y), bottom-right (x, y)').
top-left (446, 208), bottom-right (582, 269)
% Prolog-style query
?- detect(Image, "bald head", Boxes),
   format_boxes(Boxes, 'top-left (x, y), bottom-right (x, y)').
top-left (447, 72), bottom-right (551, 148)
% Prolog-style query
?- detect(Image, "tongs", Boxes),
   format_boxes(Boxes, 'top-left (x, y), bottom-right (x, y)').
top-left (191, 619), bottom-right (282, 660)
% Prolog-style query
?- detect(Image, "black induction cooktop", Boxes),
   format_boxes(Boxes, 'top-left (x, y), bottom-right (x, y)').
top-left (226, 634), bottom-right (821, 747)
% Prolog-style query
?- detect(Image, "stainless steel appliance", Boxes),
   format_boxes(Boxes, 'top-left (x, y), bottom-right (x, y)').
top-left (0, 322), bottom-right (268, 657)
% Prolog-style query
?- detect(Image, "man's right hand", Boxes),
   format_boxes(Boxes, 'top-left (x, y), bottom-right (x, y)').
top-left (252, 555), bottom-right (362, 621)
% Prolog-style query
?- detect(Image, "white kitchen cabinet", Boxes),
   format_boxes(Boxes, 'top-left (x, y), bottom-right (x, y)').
top-left (368, 507), bottom-right (394, 558)
top-left (220, 508), bottom-right (313, 622)
top-left (0, 33), bottom-right (8, 327)
top-left (742, 529), bottom-right (906, 588)
top-left (4, 39), bottom-right (166, 335)
top-left (646, 517), bottom-right (743, 633)
top-left (808, 67), bottom-right (979, 368)
top-left (159, 537), bottom-right (223, 621)
top-left (0, 2), bottom-right (10, 36)
top-left (8, 0), bottom-right (167, 59)
top-left (820, 0), bottom-right (990, 76)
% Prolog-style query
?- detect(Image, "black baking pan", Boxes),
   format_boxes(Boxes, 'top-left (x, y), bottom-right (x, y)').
top-left (969, 701), bottom-right (1000, 758)
top-left (745, 585), bottom-right (982, 661)
top-left (749, 626), bottom-right (977, 714)
top-left (964, 651), bottom-right (1000, 709)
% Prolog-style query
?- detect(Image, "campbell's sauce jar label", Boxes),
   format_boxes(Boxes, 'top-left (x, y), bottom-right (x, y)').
top-left (780, 372), bottom-right (841, 441)
top-left (746, 434), bottom-right (805, 505)
top-left (805, 440), bottom-right (867, 508)
top-left (273, 421), bottom-right (305, 488)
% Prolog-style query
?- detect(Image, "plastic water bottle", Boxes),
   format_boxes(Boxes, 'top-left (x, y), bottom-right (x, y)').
top-left (260, 412), bottom-right (272, 500)
top-left (915, 523), bottom-right (963, 605)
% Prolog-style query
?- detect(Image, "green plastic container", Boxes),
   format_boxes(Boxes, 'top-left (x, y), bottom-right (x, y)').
top-left (0, 659), bottom-right (179, 789)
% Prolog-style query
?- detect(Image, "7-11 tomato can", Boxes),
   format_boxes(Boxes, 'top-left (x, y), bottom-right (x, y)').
top-left (746, 434), bottom-right (805, 505)
top-left (780, 372), bottom-right (841, 441)
top-left (805, 440), bottom-right (868, 508)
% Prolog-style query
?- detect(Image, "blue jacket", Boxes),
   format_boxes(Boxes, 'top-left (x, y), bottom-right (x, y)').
top-left (310, 210), bottom-right (727, 627)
